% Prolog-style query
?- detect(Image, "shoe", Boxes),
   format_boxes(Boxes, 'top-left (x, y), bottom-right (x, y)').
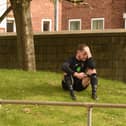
top-left (62, 80), bottom-right (69, 91)
top-left (70, 90), bottom-right (77, 100)
top-left (92, 93), bottom-right (98, 100)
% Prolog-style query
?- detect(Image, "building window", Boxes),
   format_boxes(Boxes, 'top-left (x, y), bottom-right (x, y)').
top-left (91, 18), bottom-right (104, 30)
top-left (69, 19), bottom-right (81, 31)
top-left (6, 18), bottom-right (16, 32)
top-left (41, 19), bottom-right (52, 32)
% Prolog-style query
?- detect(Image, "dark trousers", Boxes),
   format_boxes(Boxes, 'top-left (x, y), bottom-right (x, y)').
top-left (62, 75), bottom-right (89, 92)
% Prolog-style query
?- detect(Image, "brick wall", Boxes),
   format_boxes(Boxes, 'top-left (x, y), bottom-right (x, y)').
top-left (0, 31), bottom-right (126, 82)
top-left (3, 0), bottom-right (126, 32)
top-left (62, 0), bottom-right (126, 30)
top-left (31, 0), bottom-right (55, 32)
top-left (31, 0), bottom-right (62, 32)
top-left (112, 0), bottom-right (126, 28)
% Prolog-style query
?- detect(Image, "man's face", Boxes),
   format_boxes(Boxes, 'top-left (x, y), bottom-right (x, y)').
top-left (77, 50), bottom-right (88, 61)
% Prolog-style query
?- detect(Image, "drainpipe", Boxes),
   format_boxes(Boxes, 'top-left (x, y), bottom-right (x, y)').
top-left (54, 0), bottom-right (59, 31)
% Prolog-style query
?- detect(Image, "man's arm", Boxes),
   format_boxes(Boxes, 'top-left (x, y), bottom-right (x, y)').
top-left (62, 58), bottom-right (87, 79)
top-left (62, 62), bottom-right (74, 75)
top-left (84, 46), bottom-right (96, 70)
top-left (86, 58), bottom-right (96, 70)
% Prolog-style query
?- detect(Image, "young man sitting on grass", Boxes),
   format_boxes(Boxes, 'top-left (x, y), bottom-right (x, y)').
top-left (62, 44), bottom-right (98, 100)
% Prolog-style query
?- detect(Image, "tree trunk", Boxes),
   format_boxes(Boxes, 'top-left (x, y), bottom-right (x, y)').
top-left (10, 0), bottom-right (36, 71)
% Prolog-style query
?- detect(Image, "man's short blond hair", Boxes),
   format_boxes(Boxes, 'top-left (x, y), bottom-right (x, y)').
top-left (77, 44), bottom-right (87, 51)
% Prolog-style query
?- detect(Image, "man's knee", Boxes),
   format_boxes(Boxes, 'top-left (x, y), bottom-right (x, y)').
top-left (87, 69), bottom-right (96, 75)
top-left (82, 77), bottom-right (90, 88)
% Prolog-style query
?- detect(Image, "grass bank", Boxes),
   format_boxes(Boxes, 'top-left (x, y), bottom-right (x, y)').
top-left (0, 70), bottom-right (125, 126)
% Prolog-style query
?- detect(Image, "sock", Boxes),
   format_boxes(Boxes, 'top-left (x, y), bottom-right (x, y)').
top-left (64, 75), bottom-right (74, 91)
top-left (90, 73), bottom-right (98, 95)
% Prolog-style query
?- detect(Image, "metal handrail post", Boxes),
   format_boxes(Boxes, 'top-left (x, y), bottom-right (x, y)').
top-left (87, 107), bottom-right (93, 126)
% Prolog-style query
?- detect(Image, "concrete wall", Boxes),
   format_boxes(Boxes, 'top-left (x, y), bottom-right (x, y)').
top-left (0, 30), bottom-right (126, 82)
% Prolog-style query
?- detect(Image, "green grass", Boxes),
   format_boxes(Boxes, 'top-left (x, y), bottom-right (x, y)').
top-left (0, 69), bottom-right (125, 126)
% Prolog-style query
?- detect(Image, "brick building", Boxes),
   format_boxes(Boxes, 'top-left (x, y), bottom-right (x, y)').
top-left (0, 0), bottom-right (126, 32)
top-left (31, 0), bottom-right (62, 32)
top-left (62, 0), bottom-right (126, 30)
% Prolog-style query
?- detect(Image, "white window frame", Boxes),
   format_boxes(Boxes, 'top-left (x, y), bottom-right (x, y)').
top-left (0, 0), bottom-right (7, 31)
top-left (41, 19), bottom-right (52, 32)
top-left (6, 17), bottom-right (16, 32)
top-left (91, 18), bottom-right (105, 30)
top-left (123, 13), bottom-right (126, 29)
top-left (68, 19), bottom-right (82, 31)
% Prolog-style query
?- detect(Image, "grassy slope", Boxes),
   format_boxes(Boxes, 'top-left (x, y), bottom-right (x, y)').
top-left (0, 70), bottom-right (125, 126)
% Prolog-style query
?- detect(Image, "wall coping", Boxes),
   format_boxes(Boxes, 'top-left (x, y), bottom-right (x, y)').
top-left (0, 29), bottom-right (126, 37)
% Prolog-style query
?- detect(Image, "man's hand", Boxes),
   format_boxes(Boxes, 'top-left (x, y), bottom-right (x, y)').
top-left (73, 72), bottom-right (87, 79)
top-left (84, 46), bottom-right (92, 58)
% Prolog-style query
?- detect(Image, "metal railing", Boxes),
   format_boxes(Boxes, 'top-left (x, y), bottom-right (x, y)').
top-left (0, 100), bottom-right (126, 126)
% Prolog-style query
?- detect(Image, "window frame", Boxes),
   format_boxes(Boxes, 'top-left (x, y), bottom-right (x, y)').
top-left (91, 18), bottom-right (105, 30)
top-left (68, 19), bottom-right (82, 31)
top-left (41, 19), bottom-right (52, 32)
top-left (6, 17), bottom-right (16, 32)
